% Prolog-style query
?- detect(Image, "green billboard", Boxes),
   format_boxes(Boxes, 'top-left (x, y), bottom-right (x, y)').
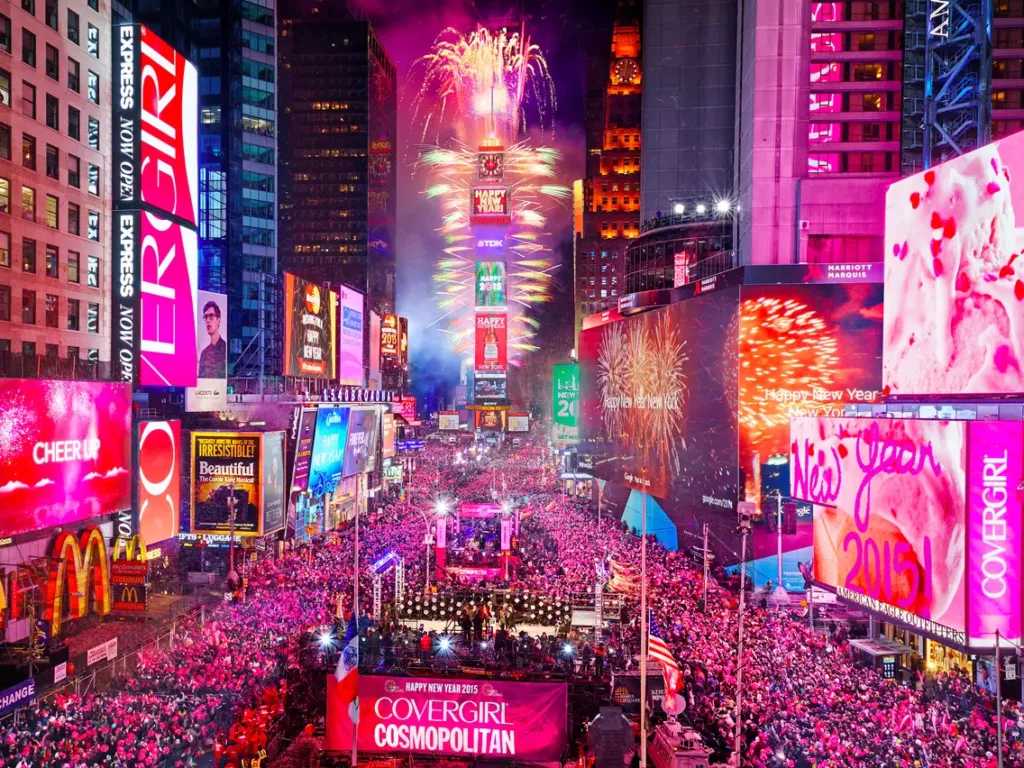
top-left (474, 261), bottom-right (507, 308)
top-left (552, 363), bottom-right (580, 444)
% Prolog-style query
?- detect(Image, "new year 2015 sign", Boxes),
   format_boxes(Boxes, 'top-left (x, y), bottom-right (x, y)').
top-left (327, 676), bottom-right (567, 761)
top-left (471, 187), bottom-right (511, 225)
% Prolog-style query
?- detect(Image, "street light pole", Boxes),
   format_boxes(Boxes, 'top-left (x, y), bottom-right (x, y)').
top-left (639, 472), bottom-right (648, 768)
top-left (733, 518), bottom-right (751, 763)
top-left (997, 628), bottom-right (1003, 768)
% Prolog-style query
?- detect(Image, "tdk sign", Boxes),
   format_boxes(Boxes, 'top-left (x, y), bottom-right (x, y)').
top-left (475, 236), bottom-right (506, 255)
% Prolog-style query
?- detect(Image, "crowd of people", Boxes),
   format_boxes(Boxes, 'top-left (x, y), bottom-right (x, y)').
top-left (2, 435), bottom-right (1024, 767)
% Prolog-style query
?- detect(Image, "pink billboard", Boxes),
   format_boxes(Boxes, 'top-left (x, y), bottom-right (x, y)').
top-left (459, 502), bottom-right (503, 518)
top-left (0, 380), bottom-right (132, 537)
top-left (790, 417), bottom-right (968, 645)
top-left (967, 421), bottom-right (1024, 648)
top-left (139, 212), bottom-right (199, 386)
top-left (327, 675), bottom-right (567, 761)
top-left (884, 130), bottom-right (1024, 396)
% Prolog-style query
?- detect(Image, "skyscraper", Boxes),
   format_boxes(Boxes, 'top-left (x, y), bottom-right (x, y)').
top-left (0, 0), bottom-right (114, 377)
top-left (574, 0), bottom-right (641, 337)
top-left (278, 7), bottom-right (397, 317)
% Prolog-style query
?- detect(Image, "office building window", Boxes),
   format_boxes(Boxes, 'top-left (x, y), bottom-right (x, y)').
top-left (0, 285), bottom-right (8, 320)
top-left (0, 69), bottom-right (9, 108)
top-left (0, 231), bottom-right (7, 267)
top-left (86, 209), bottom-right (97, 240)
top-left (67, 201), bottom-right (79, 234)
top-left (67, 345), bottom-right (77, 358)
top-left (45, 93), bottom-right (57, 130)
top-left (22, 29), bottom-right (35, 68)
top-left (88, 0), bottom-right (98, 10)
top-left (21, 238), bottom-right (34, 272)
top-left (21, 133), bottom-right (34, 169)
top-left (44, 194), bottom-right (57, 227)
top-left (21, 186), bottom-right (33, 220)
top-left (45, 243), bottom-right (57, 277)
top-left (86, 255), bottom-right (98, 287)
top-left (86, 71), bottom-right (98, 104)
top-left (44, 342), bottom-right (56, 358)
top-left (44, 0), bottom-right (57, 30)
top-left (0, 178), bottom-right (8, 213)
top-left (0, 15), bottom-right (9, 54)
top-left (86, 25), bottom-right (98, 58)
top-left (0, 123), bottom-right (9, 160)
top-left (45, 43), bottom-right (57, 80)
top-left (45, 143), bottom-right (57, 178)
top-left (22, 0), bottom-right (35, 16)
top-left (87, 117), bottom-right (98, 148)
top-left (68, 106), bottom-right (79, 140)
top-left (45, 293), bottom-right (56, 327)
top-left (67, 297), bottom-right (78, 329)
top-left (67, 10), bottom-right (79, 45)
top-left (87, 163), bottom-right (98, 195)
top-left (86, 301), bottom-right (97, 333)
top-left (21, 341), bottom-right (35, 358)
top-left (67, 58), bottom-right (79, 92)
top-left (22, 289), bottom-right (35, 324)
top-left (67, 250), bottom-right (78, 282)
top-left (67, 154), bottom-right (79, 187)
top-left (21, 81), bottom-right (34, 118)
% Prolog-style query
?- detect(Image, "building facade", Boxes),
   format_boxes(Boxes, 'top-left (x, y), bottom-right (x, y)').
top-left (0, 0), bottom-right (113, 377)
top-left (278, 11), bottom-right (397, 317)
top-left (574, 0), bottom-right (641, 337)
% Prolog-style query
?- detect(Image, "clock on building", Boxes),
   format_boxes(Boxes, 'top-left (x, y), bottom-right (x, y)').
top-left (613, 58), bottom-right (639, 84)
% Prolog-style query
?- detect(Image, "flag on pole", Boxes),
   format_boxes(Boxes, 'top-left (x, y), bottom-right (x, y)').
top-left (325, 614), bottom-right (360, 750)
top-left (649, 613), bottom-right (682, 714)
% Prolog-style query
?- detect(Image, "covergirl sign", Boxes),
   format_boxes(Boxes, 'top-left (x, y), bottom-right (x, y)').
top-left (327, 676), bottom-right (567, 760)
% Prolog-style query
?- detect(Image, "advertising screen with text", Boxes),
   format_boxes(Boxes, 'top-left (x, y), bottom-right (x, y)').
top-left (474, 314), bottom-right (507, 373)
top-left (0, 380), bottom-right (131, 538)
top-left (338, 285), bottom-right (365, 386)
top-left (308, 407), bottom-right (351, 496)
top-left (884, 130), bottom-right (1024, 396)
top-left (790, 417), bottom-right (968, 645)
top-left (439, 412), bottom-right (460, 431)
top-left (284, 273), bottom-right (337, 379)
top-left (327, 676), bottom-right (567, 761)
top-left (137, 420), bottom-right (180, 545)
top-left (191, 432), bottom-right (264, 536)
top-left (471, 187), bottom-right (511, 225)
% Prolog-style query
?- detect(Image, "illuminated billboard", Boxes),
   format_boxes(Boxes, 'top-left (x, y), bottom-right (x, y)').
top-left (394, 397), bottom-right (417, 423)
top-left (381, 314), bottom-right (399, 361)
top-left (186, 290), bottom-right (228, 411)
top-left (381, 412), bottom-right (396, 457)
top-left (327, 676), bottom-right (567, 761)
top-left (474, 377), bottom-right (507, 401)
top-left (478, 150), bottom-right (505, 182)
top-left (137, 420), bottom-right (180, 546)
top-left (369, 311), bottom-right (382, 387)
top-left (342, 407), bottom-right (380, 477)
top-left (439, 412), bottom-right (460, 431)
top-left (113, 24), bottom-right (199, 226)
top-left (475, 262), bottom-right (507, 309)
top-left (283, 273), bottom-right (337, 379)
top-left (308, 407), bottom-right (351, 495)
top-left (262, 431), bottom-right (286, 534)
top-left (476, 410), bottom-right (504, 431)
top-left (338, 285), bottom-right (365, 386)
top-left (0, 381), bottom-right (131, 538)
top-left (790, 417), bottom-right (971, 646)
top-left (291, 409), bottom-right (318, 492)
top-left (507, 413), bottom-right (530, 433)
top-left (113, 210), bottom-right (199, 386)
top-left (190, 432), bottom-right (264, 536)
top-left (474, 313), bottom-right (507, 373)
top-left (884, 129), bottom-right (1024, 396)
top-left (471, 186), bottom-right (511, 225)
top-left (552, 364), bottom-right (580, 444)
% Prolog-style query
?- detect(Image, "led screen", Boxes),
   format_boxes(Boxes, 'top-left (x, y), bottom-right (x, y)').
top-left (475, 262), bottom-right (507, 308)
top-left (338, 285), bottom-right (365, 386)
top-left (381, 412), bottom-right (396, 458)
top-left (507, 413), bottom-right (530, 432)
top-left (191, 432), bottom-right (264, 536)
top-left (739, 281), bottom-right (884, 590)
top-left (291, 409), bottom-right (317, 492)
top-left (884, 129), bottom-right (1024, 396)
top-left (283, 273), bottom-right (338, 379)
top-left (474, 313), bottom-right (507, 373)
top-left (790, 417), bottom-right (967, 645)
top-left (471, 186), bottom-right (511, 225)
top-left (474, 377), bottom-right (507, 401)
top-left (308, 407), bottom-right (351, 495)
top-left (262, 431), bottom-right (286, 534)
top-left (186, 290), bottom-right (227, 411)
top-left (137, 420), bottom-right (180, 545)
top-left (342, 407), bottom-right (379, 477)
top-left (579, 287), bottom-right (739, 512)
top-left (0, 381), bottom-right (131, 537)
top-left (439, 412), bottom-right (460, 431)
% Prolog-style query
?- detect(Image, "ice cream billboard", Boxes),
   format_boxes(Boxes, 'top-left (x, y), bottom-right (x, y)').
top-left (190, 432), bottom-right (263, 536)
top-left (327, 675), bottom-right (567, 761)
top-left (883, 130), bottom-right (1024, 396)
top-left (381, 412), bottom-right (396, 458)
top-left (308, 407), bottom-right (351, 496)
top-left (790, 417), bottom-right (968, 646)
top-left (474, 314), bottom-right (507, 373)
top-left (262, 431), bottom-right (286, 534)
top-left (338, 285), bottom-right (365, 386)
top-left (470, 186), bottom-right (511, 225)
top-left (186, 291), bottom-right (228, 411)
top-left (475, 262), bottom-right (507, 309)
top-left (342, 407), bottom-right (379, 477)
top-left (0, 380), bottom-right (131, 538)
top-left (283, 272), bottom-right (337, 379)
top-left (738, 278), bottom-right (884, 590)
top-left (137, 420), bottom-right (180, 545)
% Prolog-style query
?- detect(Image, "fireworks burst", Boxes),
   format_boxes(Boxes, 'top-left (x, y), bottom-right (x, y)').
top-left (737, 297), bottom-right (839, 442)
top-left (408, 26), bottom-right (567, 366)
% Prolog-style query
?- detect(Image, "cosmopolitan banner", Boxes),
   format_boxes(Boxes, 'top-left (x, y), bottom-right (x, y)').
top-left (0, 380), bottom-right (131, 538)
top-left (967, 421), bottom-right (1024, 648)
top-left (327, 676), bottom-right (567, 761)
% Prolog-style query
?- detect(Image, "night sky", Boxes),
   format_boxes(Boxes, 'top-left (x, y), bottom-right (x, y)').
top-left (348, 0), bottom-right (623, 402)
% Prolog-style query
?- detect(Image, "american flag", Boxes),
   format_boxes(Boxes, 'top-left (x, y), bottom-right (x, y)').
top-left (648, 614), bottom-right (682, 714)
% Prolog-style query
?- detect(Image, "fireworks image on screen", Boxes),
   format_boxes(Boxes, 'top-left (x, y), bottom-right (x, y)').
top-left (408, 26), bottom-right (569, 361)
top-left (736, 296), bottom-right (839, 443)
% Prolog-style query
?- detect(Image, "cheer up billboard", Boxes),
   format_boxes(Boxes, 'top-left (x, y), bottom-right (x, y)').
top-left (327, 676), bottom-right (567, 761)
top-left (791, 416), bottom-right (1024, 649)
top-left (0, 380), bottom-right (131, 538)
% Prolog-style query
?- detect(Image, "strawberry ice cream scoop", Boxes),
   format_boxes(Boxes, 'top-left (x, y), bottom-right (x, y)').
top-left (883, 135), bottom-right (1024, 395)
